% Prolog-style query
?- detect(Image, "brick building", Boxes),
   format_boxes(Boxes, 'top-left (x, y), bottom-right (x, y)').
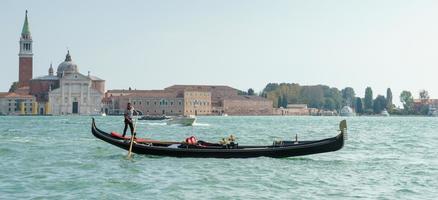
top-left (104, 89), bottom-right (212, 116)
top-left (222, 95), bottom-right (273, 115)
top-left (104, 85), bottom-right (272, 116)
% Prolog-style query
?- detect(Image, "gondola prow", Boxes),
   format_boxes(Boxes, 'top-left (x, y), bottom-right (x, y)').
top-left (339, 120), bottom-right (347, 140)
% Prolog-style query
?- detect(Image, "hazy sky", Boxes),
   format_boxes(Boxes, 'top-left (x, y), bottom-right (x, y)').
top-left (1, 0), bottom-right (438, 105)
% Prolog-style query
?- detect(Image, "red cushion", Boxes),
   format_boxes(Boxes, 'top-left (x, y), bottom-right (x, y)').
top-left (111, 131), bottom-right (148, 143)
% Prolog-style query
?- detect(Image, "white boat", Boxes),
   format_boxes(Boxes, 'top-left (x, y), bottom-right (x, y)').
top-left (166, 115), bottom-right (196, 126)
top-left (339, 106), bottom-right (355, 117)
top-left (380, 109), bottom-right (390, 117)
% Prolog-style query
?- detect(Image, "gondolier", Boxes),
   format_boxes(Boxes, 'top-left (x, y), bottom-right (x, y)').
top-left (123, 102), bottom-right (136, 137)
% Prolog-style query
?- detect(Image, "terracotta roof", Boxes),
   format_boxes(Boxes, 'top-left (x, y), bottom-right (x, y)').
top-left (107, 89), bottom-right (158, 93)
top-left (165, 85), bottom-right (238, 91)
top-left (224, 95), bottom-right (271, 101)
top-left (122, 91), bottom-right (180, 98)
top-left (31, 75), bottom-right (59, 81)
top-left (0, 92), bottom-right (34, 98)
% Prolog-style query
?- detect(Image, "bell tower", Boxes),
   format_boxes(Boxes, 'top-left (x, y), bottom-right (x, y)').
top-left (18, 10), bottom-right (33, 88)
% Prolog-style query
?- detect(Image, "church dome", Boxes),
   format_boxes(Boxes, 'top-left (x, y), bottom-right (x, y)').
top-left (57, 51), bottom-right (78, 77)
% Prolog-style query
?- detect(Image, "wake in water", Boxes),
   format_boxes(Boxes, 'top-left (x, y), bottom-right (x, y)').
top-left (137, 122), bottom-right (167, 126)
top-left (192, 122), bottom-right (210, 126)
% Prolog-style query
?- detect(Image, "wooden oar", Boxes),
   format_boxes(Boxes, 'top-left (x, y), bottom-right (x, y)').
top-left (127, 116), bottom-right (138, 159)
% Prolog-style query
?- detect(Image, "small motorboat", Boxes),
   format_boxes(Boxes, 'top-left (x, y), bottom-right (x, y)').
top-left (91, 118), bottom-right (347, 158)
top-left (166, 115), bottom-right (196, 126)
top-left (138, 115), bottom-right (170, 120)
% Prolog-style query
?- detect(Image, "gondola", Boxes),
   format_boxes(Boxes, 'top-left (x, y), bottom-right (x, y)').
top-left (91, 118), bottom-right (347, 158)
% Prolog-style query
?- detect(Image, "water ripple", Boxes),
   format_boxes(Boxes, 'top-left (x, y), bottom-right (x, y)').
top-left (0, 116), bottom-right (437, 199)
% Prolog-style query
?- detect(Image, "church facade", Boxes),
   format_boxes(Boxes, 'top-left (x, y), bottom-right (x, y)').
top-left (2, 11), bottom-right (105, 115)
top-left (48, 52), bottom-right (105, 115)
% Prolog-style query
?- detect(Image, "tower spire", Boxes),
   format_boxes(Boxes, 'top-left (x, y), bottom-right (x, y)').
top-left (21, 10), bottom-right (31, 37)
top-left (49, 62), bottom-right (54, 76)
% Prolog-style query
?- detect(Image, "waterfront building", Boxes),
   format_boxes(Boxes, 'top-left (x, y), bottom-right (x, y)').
top-left (105, 85), bottom-right (272, 116)
top-left (273, 104), bottom-right (309, 115)
top-left (104, 89), bottom-right (212, 116)
top-left (0, 92), bottom-right (35, 115)
top-left (222, 95), bottom-right (273, 115)
top-left (112, 90), bottom-right (184, 116)
top-left (183, 90), bottom-right (212, 116)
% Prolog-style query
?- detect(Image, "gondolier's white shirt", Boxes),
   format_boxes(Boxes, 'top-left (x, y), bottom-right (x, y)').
top-left (125, 106), bottom-right (135, 119)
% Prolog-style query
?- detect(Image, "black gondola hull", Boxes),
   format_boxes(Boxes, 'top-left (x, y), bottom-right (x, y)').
top-left (91, 119), bottom-right (344, 158)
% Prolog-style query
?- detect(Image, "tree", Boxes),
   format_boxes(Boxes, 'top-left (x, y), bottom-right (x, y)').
top-left (419, 90), bottom-right (429, 102)
top-left (373, 95), bottom-right (387, 114)
top-left (247, 88), bottom-right (255, 96)
top-left (418, 89), bottom-right (430, 115)
top-left (300, 86), bottom-right (324, 109)
top-left (328, 88), bottom-right (343, 110)
top-left (355, 97), bottom-right (364, 114)
top-left (324, 98), bottom-right (336, 110)
top-left (277, 96), bottom-right (282, 108)
top-left (8, 81), bottom-right (19, 92)
top-left (364, 87), bottom-right (373, 113)
top-left (400, 91), bottom-right (414, 114)
top-left (386, 88), bottom-right (393, 111)
top-left (282, 94), bottom-right (288, 108)
top-left (341, 87), bottom-right (355, 107)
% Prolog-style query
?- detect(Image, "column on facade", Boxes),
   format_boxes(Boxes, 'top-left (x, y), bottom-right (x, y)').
top-left (80, 82), bottom-right (83, 114)
top-left (60, 81), bottom-right (64, 115)
top-left (68, 81), bottom-right (71, 114)
top-left (87, 82), bottom-right (91, 114)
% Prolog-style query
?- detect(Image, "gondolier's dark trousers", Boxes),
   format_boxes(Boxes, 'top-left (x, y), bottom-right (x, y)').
top-left (123, 118), bottom-right (134, 137)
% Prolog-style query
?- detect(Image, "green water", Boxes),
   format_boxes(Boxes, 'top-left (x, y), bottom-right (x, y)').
top-left (0, 116), bottom-right (437, 199)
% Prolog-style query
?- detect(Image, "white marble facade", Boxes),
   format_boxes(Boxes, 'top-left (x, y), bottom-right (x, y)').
top-left (49, 73), bottom-right (103, 115)
top-left (48, 51), bottom-right (104, 115)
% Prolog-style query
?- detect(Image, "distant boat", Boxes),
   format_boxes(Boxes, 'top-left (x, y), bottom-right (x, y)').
top-left (380, 109), bottom-right (390, 117)
top-left (138, 115), bottom-right (170, 120)
top-left (428, 107), bottom-right (438, 116)
top-left (166, 115), bottom-right (196, 126)
top-left (340, 106), bottom-right (355, 117)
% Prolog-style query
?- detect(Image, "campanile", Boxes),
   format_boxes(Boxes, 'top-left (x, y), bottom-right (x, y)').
top-left (18, 10), bottom-right (33, 88)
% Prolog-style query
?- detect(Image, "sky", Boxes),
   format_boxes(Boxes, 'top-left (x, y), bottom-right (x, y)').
top-left (1, 0), bottom-right (438, 105)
